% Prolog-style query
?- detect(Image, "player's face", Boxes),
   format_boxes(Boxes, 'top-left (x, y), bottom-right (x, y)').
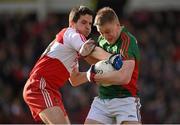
top-left (74, 14), bottom-right (93, 37)
top-left (97, 21), bottom-right (120, 44)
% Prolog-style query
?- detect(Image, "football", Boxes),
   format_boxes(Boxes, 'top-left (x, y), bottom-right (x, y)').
top-left (94, 60), bottom-right (115, 87)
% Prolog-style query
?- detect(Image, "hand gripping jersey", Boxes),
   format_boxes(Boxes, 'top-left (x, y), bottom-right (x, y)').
top-left (97, 26), bottom-right (141, 99)
top-left (30, 27), bottom-right (86, 89)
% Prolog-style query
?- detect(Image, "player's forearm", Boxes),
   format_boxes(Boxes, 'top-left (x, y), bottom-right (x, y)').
top-left (84, 56), bottom-right (99, 64)
top-left (90, 46), bottom-right (112, 61)
top-left (69, 72), bottom-right (88, 86)
top-left (94, 70), bottom-right (130, 85)
top-left (94, 60), bottom-right (135, 85)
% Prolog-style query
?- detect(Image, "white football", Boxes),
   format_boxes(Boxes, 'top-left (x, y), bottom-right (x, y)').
top-left (94, 60), bottom-right (115, 86)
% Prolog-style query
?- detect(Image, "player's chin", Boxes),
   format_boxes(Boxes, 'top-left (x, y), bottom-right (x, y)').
top-left (84, 33), bottom-right (89, 37)
top-left (85, 31), bottom-right (91, 37)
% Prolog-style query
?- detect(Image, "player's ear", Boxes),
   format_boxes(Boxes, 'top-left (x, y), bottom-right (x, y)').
top-left (116, 21), bottom-right (120, 27)
top-left (116, 22), bottom-right (121, 31)
top-left (69, 20), bottom-right (75, 27)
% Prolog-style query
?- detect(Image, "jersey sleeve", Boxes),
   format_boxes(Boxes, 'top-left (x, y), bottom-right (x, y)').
top-left (120, 32), bottom-right (140, 61)
top-left (68, 32), bottom-right (87, 52)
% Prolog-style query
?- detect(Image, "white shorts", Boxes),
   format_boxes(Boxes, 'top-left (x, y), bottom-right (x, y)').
top-left (86, 97), bottom-right (141, 124)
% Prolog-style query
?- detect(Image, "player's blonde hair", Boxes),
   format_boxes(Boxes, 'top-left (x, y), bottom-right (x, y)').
top-left (94, 7), bottom-right (119, 26)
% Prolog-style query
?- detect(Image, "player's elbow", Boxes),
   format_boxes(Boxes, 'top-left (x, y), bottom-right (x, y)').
top-left (70, 82), bottom-right (75, 87)
top-left (69, 79), bottom-right (79, 87)
top-left (123, 78), bottom-right (131, 85)
top-left (119, 74), bottom-right (131, 85)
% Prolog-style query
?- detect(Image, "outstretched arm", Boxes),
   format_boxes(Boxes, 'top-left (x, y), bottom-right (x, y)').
top-left (69, 65), bottom-right (88, 86)
top-left (79, 39), bottom-right (112, 64)
top-left (83, 46), bottom-right (112, 64)
top-left (87, 46), bottom-right (112, 61)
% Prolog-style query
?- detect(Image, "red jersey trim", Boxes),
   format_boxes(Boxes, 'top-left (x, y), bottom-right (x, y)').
top-left (120, 32), bottom-right (130, 59)
top-left (121, 60), bottom-right (139, 96)
top-left (120, 33), bottom-right (138, 96)
top-left (56, 28), bottom-right (67, 44)
top-left (76, 29), bottom-right (86, 42)
top-left (79, 34), bottom-right (86, 42)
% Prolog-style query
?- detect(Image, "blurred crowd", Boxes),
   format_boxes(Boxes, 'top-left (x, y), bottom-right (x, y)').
top-left (0, 10), bottom-right (180, 123)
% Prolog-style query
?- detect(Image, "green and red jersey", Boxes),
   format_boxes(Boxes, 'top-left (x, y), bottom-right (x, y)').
top-left (97, 26), bottom-right (141, 99)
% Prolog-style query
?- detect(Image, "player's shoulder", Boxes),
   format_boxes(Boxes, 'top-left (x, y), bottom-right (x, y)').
top-left (97, 35), bottom-right (106, 42)
top-left (120, 26), bottom-right (138, 45)
top-left (66, 27), bottom-right (77, 35)
top-left (66, 27), bottom-right (85, 39)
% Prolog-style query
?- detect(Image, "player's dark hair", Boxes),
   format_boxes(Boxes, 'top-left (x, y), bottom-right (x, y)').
top-left (69, 6), bottom-right (94, 24)
top-left (94, 7), bottom-right (118, 26)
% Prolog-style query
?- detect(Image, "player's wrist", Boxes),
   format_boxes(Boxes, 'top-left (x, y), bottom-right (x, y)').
top-left (79, 38), bottom-right (97, 57)
top-left (86, 65), bottom-right (96, 83)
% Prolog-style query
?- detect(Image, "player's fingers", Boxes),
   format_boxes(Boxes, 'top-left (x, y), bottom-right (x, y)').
top-left (72, 65), bottom-right (78, 72)
top-left (87, 39), bottom-right (95, 43)
top-left (85, 41), bottom-right (96, 48)
top-left (85, 39), bottom-right (95, 44)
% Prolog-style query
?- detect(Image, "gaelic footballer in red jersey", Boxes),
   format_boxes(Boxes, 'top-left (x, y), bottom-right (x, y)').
top-left (23, 5), bottom-right (122, 124)
top-left (23, 6), bottom-right (97, 124)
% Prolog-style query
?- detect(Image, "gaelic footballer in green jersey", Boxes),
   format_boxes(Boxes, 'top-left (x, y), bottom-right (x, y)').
top-left (97, 26), bottom-right (140, 99)
top-left (85, 7), bottom-right (141, 124)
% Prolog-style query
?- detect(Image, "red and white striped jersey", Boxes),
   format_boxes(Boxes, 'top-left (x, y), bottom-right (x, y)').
top-left (30, 27), bottom-right (86, 89)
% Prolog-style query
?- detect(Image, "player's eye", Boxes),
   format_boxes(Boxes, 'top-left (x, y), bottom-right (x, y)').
top-left (105, 31), bottom-right (110, 34)
top-left (81, 20), bottom-right (87, 25)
